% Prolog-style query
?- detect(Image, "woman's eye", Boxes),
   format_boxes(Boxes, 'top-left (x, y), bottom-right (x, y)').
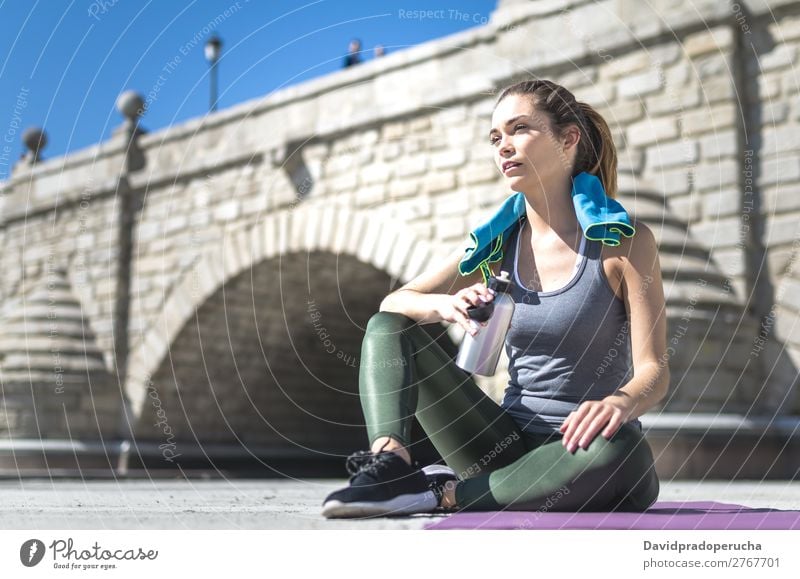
top-left (490, 125), bottom-right (525, 145)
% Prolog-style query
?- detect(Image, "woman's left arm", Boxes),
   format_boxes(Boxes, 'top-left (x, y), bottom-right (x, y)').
top-left (560, 221), bottom-right (670, 453)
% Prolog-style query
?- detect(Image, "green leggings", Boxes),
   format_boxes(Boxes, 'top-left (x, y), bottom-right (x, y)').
top-left (359, 312), bottom-right (660, 512)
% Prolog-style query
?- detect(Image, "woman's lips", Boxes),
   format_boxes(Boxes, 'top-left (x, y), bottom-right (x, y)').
top-left (503, 162), bottom-right (522, 174)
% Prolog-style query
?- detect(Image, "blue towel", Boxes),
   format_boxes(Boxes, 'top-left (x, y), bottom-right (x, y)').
top-left (459, 172), bottom-right (635, 284)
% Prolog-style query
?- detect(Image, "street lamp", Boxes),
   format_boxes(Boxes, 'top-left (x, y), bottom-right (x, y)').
top-left (204, 35), bottom-right (222, 113)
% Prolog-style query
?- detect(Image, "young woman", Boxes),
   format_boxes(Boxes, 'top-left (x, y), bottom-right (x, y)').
top-left (322, 79), bottom-right (668, 519)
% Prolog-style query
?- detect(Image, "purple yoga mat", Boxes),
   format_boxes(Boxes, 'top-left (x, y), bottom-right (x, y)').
top-left (425, 501), bottom-right (800, 530)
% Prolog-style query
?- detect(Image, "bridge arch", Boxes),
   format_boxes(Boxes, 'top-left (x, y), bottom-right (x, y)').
top-left (124, 205), bottom-right (453, 456)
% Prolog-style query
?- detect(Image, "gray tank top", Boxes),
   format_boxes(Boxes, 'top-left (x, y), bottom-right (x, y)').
top-left (498, 220), bottom-right (641, 435)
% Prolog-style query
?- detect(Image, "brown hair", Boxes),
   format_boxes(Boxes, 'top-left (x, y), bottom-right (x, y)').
top-left (495, 79), bottom-right (618, 198)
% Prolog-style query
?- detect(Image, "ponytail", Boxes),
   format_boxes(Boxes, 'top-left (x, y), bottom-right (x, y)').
top-left (576, 101), bottom-right (618, 199)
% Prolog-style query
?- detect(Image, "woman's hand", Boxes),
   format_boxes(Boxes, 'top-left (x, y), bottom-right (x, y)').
top-left (559, 393), bottom-right (635, 453)
top-left (434, 283), bottom-right (495, 337)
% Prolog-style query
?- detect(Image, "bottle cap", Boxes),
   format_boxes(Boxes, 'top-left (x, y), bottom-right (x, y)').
top-left (489, 270), bottom-right (513, 294)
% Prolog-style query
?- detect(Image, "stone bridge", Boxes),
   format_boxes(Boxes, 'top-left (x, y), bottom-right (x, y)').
top-left (1, 0), bottom-right (799, 478)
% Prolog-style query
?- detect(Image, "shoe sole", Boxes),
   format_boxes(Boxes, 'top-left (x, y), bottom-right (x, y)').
top-left (322, 490), bottom-right (437, 519)
top-left (422, 464), bottom-right (457, 478)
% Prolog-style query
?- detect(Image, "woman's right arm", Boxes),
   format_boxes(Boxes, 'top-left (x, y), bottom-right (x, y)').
top-left (379, 246), bottom-right (496, 336)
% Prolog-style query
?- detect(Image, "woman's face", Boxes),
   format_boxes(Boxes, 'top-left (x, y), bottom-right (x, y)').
top-left (489, 93), bottom-right (578, 191)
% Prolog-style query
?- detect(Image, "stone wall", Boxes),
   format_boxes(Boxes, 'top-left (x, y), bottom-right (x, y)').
top-left (1, 0), bottom-right (799, 474)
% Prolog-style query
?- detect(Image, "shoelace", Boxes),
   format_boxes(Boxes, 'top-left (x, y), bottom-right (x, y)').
top-left (345, 450), bottom-right (395, 478)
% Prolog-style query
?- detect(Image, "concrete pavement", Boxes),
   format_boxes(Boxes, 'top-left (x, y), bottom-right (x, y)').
top-left (1, 479), bottom-right (798, 529)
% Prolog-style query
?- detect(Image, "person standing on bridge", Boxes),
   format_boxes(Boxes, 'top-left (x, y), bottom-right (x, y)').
top-left (322, 79), bottom-right (668, 519)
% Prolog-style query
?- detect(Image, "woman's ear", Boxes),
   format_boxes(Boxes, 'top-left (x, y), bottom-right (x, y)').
top-left (563, 125), bottom-right (581, 151)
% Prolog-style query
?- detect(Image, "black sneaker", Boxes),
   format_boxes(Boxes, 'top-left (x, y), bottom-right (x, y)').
top-left (321, 450), bottom-right (438, 519)
top-left (422, 464), bottom-right (459, 512)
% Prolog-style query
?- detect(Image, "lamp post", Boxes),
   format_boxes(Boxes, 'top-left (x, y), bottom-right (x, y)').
top-left (204, 35), bottom-right (222, 113)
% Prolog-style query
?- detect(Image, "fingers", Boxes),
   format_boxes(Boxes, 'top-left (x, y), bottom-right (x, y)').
top-left (561, 405), bottom-right (590, 450)
top-left (561, 402), bottom-right (623, 453)
top-left (450, 304), bottom-right (478, 336)
top-left (601, 412), bottom-right (623, 439)
top-left (573, 407), bottom-right (612, 451)
top-left (564, 405), bottom-right (600, 452)
top-left (460, 283), bottom-right (495, 306)
top-left (451, 284), bottom-right (495, 336)
top-left (562, 403), bottom-right (606, 453)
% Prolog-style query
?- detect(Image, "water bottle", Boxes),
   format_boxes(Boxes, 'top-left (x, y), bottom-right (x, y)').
top-left (455, 270), bottom-right (515, 376)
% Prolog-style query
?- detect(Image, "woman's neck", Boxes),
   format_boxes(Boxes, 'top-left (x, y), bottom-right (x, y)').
top-left (520, 178), bottom-right (580, 240)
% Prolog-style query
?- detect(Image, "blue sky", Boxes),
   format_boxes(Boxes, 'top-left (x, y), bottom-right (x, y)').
top-left (0, 0), bottom-right (497, 180)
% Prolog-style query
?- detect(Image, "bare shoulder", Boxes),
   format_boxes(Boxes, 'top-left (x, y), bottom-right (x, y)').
top-left (599, 220), bottom-right (659, 300)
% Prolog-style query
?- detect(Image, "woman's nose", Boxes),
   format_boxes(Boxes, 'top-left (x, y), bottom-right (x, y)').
top-left (498, 135), bottom-right (514, 155)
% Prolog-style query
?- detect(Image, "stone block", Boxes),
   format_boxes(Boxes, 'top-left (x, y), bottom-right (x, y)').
top-left (435, 216), bottom-right (465, 241)
top-left (430, 149), bottom-right (467, 170)
top-left (355, 184), bottom-right (387, 208)
top-left (766, 213), bottom-right (800, 248)
top-left (681, 104), bottom-right (737, 135)
top-left (762, 125), bottom-right (800, 156)
top-left (777, 277), bottom-right (800, 313)
top-left (759, 155), bottom-right (800, 187)
top-left (763, 101), bottom-right (789, 124)
top-left (763, 183), bottom-right (800, 214)
top-left (422, 171), bottom-right (456, 195)
top-left (774, 305), bottom-right (800, 345)
top-left (572, 83), bottom-right (615, 106)
top-left (329, 172), bottom-right (358, 193)
top-left (303, 209), bottom-right (321, 252)
top-left (137, 221), bottom-right (162, 243)
top-left (694, 53), bottom-right (730, 80)
top-left (276, 210), bottom-right (290, 255)
top-left (372, 222), bottom-right (401, 272)
top-left (381, 121), bottom-right (406, 141)
top-left (355, 215), bottom-right (381, 264)
top-left (693, 160), bottom-right (740, 191)
top-left (360, 162), bottom-right (392, 185)
top-left (460, 162), bottom-right (498, 186)
top-left (289, 210), bottom-right (306, 253)
top-left (344, 212), bottom-right (367, 256)
top-left (603, 51), bottom-right (651, 78)
top-left (701, 188), bottom-right (740, 219)
top-left (760, 44), bottom-right (796, 72)
top-left (316, 207), bottom-right (336, 251)
top-left (214, 200), bottom-right (240, 222)
top-left (646, 140), bottom-right (698, 169)
top-left (712, 247), bottom-right (746, 277)
top-left (690, 216), bottom-right (742, 249)
top-left (379, 141), bottom-right (402, 162)
top-left (433, 190), bottom-right (468, 217)
top-left (395, 154), bottom-right (428, 178)
top-left (599, 100), bottom-right (644, 125)
top-left (391, 196), bottom-right (431, 221)
top-left (759, 75), bottom-right (781, 100)
top-left (330, 208), bottom-right (352, 254)
top-left (684, 27), bottom-right (734, 57)
top-left (386, 227), bottom-right (416, 279)
top-left (402, 239), bottom-right (433, 282)
top-left (699, 130), bottom-right (737, 159)
top-left (627, 117), bottom-right (679, 147)
top-left (242, 193), bottom-right (269, 215)
top-left (388, 177), bottom-right (420, 199)
top-left (619, 69), bottom-right (664, 99)
top-left (408, 116), bottom-right (432, 133)
top-left (769, 14), bottom-right (800, 41)
top-left (164, 215), bottom-right (188, 234)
